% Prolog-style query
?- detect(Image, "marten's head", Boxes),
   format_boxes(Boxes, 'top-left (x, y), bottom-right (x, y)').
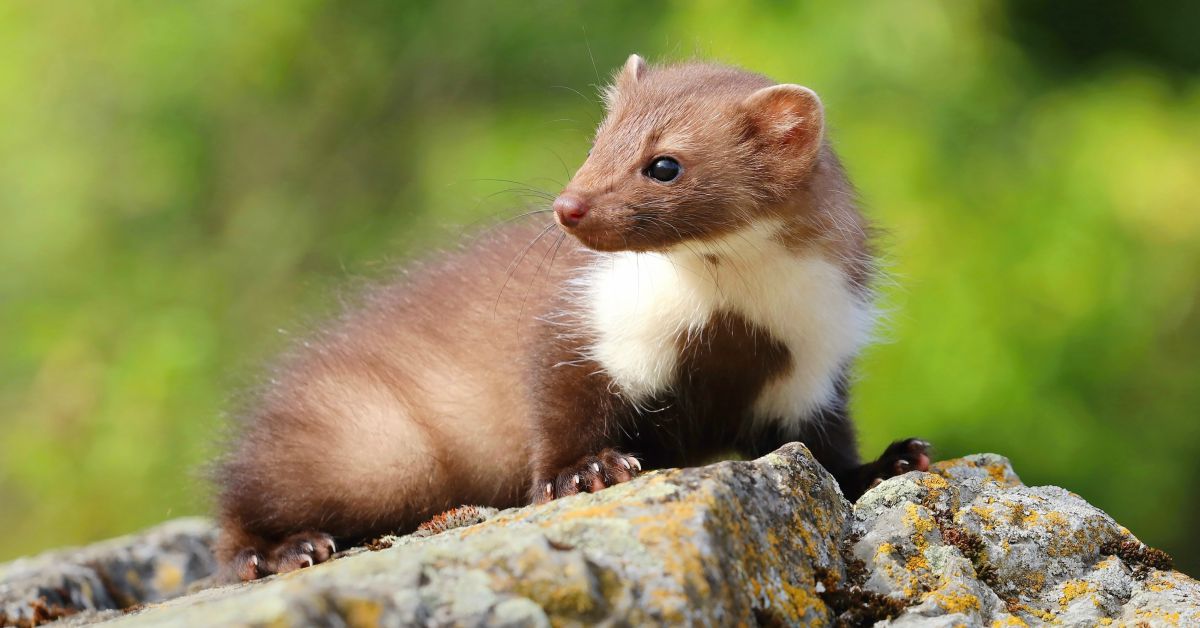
top-left (553, 54), bottom-right (826, 252)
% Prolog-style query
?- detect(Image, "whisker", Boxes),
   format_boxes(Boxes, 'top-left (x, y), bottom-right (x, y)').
top-left (550, 84), bottom-right (599, 108)
top-left (494, 223), bottom-right (558, 318)
top-left (516, 231), bottom-right (568, 338)
top-left (461, 208), bottom-right (554, 248)
top-left (543, 147), bottom-right (576, 185)
top-left (482, 188), bottom-right (556, 202)
top-left (466, 178), bottom-right (558, 196)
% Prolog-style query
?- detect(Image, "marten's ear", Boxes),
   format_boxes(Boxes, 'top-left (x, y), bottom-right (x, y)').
top-left (742, 84), bottom-right (824, 166)
top-left (604, 54), bottom-right (647, 109)
top-left (621, 54), bottom-right (647, 84)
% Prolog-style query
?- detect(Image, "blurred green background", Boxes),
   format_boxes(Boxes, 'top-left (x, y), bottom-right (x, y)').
top-left (1, 1), bottom-right (1198, 574)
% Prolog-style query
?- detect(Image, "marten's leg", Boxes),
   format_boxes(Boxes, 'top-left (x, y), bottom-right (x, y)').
top-left (213, 359), bottom-right (472, 581)
top-left (527, 375), bottom-right (642, 503)
top-left (739, 383), bottom-right (930, 501)
top-left (525, 329), bottom-right (642, 503)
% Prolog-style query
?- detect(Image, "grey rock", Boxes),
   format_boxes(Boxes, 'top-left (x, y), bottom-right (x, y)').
top-left (2, 448), bottom-right (1197, 627)
top-left (98, 443), bottom-right (847, 626)
top-left (857, 454), bottom-right (1199, 626)
top-left (0, 518), bottom-right (216, 626)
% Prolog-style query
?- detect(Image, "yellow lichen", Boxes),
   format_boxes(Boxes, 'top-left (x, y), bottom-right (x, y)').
top-left (919, 473), bottom-right (951, 493)
top-left (151, 563), bottom-right (181, 592)
top-left (986, 464), bottom-right (1009, 484)
top-left (1134, 608), bottom-right (1182, 625)
top-left (972, 504), bottom-right (998, 532)
top-left (777, 577), bottom-right (822, 623)
top-left (904, 503), bottom-right (936, 552)
top-left (1042, 511), bottom-right (1069, 527)
top-left (1059, 579), bottom-right (1090, 609)
top-left (929, 590), bottom-right (980, 614)
top-left (339, 599), bottom-right (383, 627)
top-left (1146, 573), bottom-right (1178, 593)
top-left (1026, 606), bottom-right (1055, 622)
top-left (633, 499), bottom-right (710, 605)
top-left (1018, 571), bottom-right (1046, 594)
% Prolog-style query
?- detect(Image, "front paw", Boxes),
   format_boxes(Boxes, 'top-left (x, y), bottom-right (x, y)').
top-left (534, 449), bottom-right (641, 504)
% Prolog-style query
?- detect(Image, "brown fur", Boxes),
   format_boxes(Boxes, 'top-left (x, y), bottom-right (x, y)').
top-left (214, 222), bottom-right (578, 564)
top-left (214, 55), bottom-right (920, 579)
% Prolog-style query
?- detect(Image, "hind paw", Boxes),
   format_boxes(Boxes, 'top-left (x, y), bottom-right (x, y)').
top-left (234, 531), bottom-right (337, 581)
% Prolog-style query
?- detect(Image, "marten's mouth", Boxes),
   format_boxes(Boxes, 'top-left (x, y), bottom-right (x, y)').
top-left (559, 227), bottom-right (631, 252)
top-left (557, 220), bottom-right (671, 253)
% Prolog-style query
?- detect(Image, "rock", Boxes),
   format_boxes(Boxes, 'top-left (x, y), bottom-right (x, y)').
top-left (1, 447), bottom-right (1197, 627)
top-left (851, 454), bottom-right (1200, 626)
top-left (0, 518), bottom-right (216, 626)
top-left (95, 443), bottom-right (848, 626)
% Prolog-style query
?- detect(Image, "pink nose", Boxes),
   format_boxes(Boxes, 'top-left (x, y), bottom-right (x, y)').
top-left (553, 194), bottom-right (589, 228)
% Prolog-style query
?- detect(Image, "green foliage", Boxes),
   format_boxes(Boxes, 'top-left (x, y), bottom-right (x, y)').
top-left (1, 1), bottom-right (1197, 573)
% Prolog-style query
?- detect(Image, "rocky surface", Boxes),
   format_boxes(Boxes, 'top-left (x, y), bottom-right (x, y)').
top-left (1, 445), bottom-right (1196, 626)
top-left (0, 518), bottom-right (216, 626)
top-left (851, 455), bottom-right (1197, 626)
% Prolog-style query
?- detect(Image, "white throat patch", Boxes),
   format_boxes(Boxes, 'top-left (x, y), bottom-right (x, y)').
top-left (577, 220), bottom-right (874, 430)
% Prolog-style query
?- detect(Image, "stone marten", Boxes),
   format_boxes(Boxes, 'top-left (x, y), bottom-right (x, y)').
top-left (213, 54), bottom-right (930, 581)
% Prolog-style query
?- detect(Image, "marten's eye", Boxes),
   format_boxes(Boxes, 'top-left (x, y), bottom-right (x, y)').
top-left (645, 157), bottom-right (682, 183)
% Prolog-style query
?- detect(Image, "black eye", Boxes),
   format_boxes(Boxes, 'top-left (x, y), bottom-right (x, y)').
top-left (645, 157), bottom-right (682, 182)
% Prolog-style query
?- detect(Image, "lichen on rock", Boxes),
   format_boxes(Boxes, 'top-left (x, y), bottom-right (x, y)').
top-left (0, 518), bottom-right (216, 627)
top-left (1, 448), bottom-right (1196, 627)
top-left (850, 454), bottom-right (1199, 627)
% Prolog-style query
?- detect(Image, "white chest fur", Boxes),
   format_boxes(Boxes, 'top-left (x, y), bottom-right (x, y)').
top-left (577, 220), bottom-right (874, 431)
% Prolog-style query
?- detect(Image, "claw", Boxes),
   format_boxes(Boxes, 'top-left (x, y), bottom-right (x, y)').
top-left (541, 450), bottom-right (641, 504)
